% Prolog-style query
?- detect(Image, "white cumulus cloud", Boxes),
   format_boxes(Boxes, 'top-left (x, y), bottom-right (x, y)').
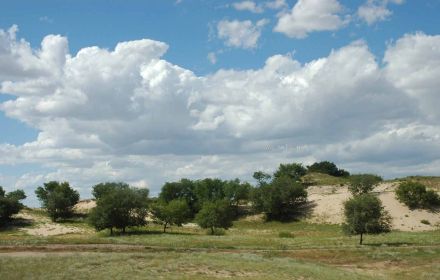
top-left (274, 0), bottom-right (348, 38)
top-left (1, 26), bottom-right (440, 205)
top-left (217, 19), bottom-right (269, 49)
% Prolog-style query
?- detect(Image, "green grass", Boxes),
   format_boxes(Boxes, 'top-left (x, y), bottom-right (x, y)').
top-left (1, 209), bottom-right (439, 279)
top-left (0, 251), bottom-right (376, 280)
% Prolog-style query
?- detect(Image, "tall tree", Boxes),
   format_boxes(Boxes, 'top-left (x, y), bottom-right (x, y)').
top-left (35, 181), bottom-right (79, 221)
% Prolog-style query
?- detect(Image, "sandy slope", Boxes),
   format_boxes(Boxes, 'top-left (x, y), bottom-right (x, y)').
top-left (307, 182), bottom-right (440, 231)
top-left (15, 211), bottom-right (85, 236)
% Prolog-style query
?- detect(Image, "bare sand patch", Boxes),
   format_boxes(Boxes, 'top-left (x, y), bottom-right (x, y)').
top-left (307, 182), bottom-right (440, 231)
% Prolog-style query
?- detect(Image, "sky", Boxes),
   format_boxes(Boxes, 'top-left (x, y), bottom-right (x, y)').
top-left (1, 0), bottom-right (440, 206)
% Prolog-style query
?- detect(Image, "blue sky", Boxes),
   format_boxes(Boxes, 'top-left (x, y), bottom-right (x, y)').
top-left (1, 0), bottom-right (440, 205)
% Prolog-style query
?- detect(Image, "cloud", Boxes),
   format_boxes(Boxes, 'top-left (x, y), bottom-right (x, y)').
top-left (274, 0), bottom-right (348, 38)
top-left (1, 26), bottom-right (440, 205)
top-left (357, 0), bottom-right (404, 25)
top-left (217, 19), bottom-right (269, 49)
top-left (232, 1), bottom-right (264, 13)
top-left (265, 0), bottom-right (288, 10)
top-left (207, 52), bottom-right (217, 64)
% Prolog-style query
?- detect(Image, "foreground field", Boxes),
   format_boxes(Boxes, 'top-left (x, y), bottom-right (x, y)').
top-left (1, 209), bottom-right (439, 279)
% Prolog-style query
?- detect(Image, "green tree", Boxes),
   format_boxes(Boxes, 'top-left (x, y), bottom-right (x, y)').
top-left (253, 175), bottom-right (307, 221)
top-left (307, 161), bottom-right (350, 177)
top-left (195, 200), bottom-right (234, 234)
top-left (159, 179), bottom-right (199, 216)
top-left (88, 183), bottom-right (149, 234)
top-left (348, 174), bottom-right (383, 195)
top-left (395, 181), bottom-right (440, 209)
top-left (343, 194), bottom-right (391, 245)
top-left (35, 181), bottom-right (79, 221)
top-left (273, 163), bottom-right (307, 181)
top-left (0, 186), bottom-right (27, 226)
top-left (223, 179), bottom-right (251, 207)
top-left (151, 199), bottom-right (191, 232)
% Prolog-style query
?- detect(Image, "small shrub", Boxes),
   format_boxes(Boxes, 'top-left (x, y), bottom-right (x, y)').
top-left (420, 219), bottom-right (431, 225)
top-left (278, 231), bottom-right (294, 238)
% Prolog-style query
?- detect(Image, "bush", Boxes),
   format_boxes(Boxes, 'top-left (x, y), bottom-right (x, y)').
top-left (395, 181), bottom-right (440, 209)
top-left (35, 181), bottom-right (79, 221)
top-left (420, 219), bottom-right (431, 225)
top-left (348, 174), bottom-right (383, 195)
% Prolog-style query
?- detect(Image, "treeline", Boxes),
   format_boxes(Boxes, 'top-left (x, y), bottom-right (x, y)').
top-left (1, 160), bottom-right (439, 242)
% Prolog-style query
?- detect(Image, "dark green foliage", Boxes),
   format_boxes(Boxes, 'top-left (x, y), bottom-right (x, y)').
top-left (92, 182), bottom-right (129, 199)
top-left (343, 194), bottom-right (391, 245)
top-left (395, 181), bottom-right (440, 209)
top-left (35, 181), bottom-right (79, 221)
top-left (253, 175), bottom-right (307, 221)
top-left (194, 178), bottom-right (226, 204)
top-left (159, 179), bottom-right (199, 216)
top-left (307, 161), bottom-right (350, 177)
top-left (151, 199), bottom-right (191, 232)
top-left (195, 200), bottom-right (234, 234)
top-left (158, 178), bottom-right (253, 219)
top-left (223, 179), bottom-right (251, 207)
top-left (88, 183), bottom-right (149, 234)
top-left (273, 163), bottom-right (307, 181)
top-left (348, 174), bottom-right (383, 195)
top-left (0, 186), bottom-right (27, 226)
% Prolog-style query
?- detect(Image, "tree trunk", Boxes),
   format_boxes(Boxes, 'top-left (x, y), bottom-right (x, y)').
top-left (110, 227), bottom-right (113, 235)
top-left (211, 227), bottom-right (214, 235)
top-left (163, 223), bottom-right (168, 233)
top-left (360, 233), bottom-right (363, 245)
top-left (122, 227), bottom-right (126, 234)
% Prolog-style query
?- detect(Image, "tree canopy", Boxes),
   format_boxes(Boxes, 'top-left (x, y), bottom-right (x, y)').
top-left (0, 186), bottom-right (27, 226)
top-left (348, 174), bottom-right (383, 195)
top-left (35, 181), bottom-right (79, 221)
top-left (195, 200), bottom-right (234, 234)
top-left (307, 161), bottom-right (350, 177)
top-left (151, 199), bottom-right (191, 232)
top-left (88, 182), bottom-right (149, 234)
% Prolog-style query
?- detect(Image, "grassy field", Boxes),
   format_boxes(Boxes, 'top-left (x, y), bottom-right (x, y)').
top-left (1, 208), bottom-right (439, 279)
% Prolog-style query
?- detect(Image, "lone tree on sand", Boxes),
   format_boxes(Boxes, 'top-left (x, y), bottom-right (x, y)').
top-left (343, 193), bottom-right (391, 245)
top-left (35, 181), bottom-right (79, 221)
